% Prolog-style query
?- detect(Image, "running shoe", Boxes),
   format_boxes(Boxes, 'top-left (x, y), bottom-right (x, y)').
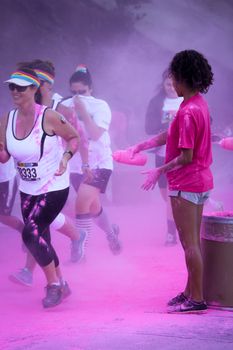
top-left (61, 281), bottom-right (72, 299)
top-left (42, 284), bottom-right (62, 308)
top-left (167, 292), bottom-right (188, 306)
top-left (168, 299), bottom-right (207, 314)
top-left (70, 229), bottom-right (87, 263)
top-left (9, 268), bottom-right (33, 287)
top-left (165, 233), bottom-right (177, 246)
top-left (107, 224), bottom-right (122, 255)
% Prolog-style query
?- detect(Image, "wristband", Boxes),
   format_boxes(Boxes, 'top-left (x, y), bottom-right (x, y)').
top-left (81, 163), bottom-right (90, 168)
top-left (63, 150), bottom-right (73, 158)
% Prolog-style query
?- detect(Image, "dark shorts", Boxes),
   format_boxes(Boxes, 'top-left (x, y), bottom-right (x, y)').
top-left (155, 154), bottom-right (167, 189)
top-left (85, 168), bottom-right (112, 193)
top-left (70, 169), bottom-right (112, 193)
top-left (70, 173), bottom-right (84, 193)
top-left (0, 177), bottom-right (18, 216)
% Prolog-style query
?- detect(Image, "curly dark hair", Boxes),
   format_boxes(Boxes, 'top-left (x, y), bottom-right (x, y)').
top-left (17, 60), bottom-right (55, 104)
top-left (169, 50), bottom-right (214, 93)
top-left (17, 59), bottom-right (55, 78)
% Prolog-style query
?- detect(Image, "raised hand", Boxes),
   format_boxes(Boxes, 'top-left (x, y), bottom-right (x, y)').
top-left (55, 157), bottom-right (68, 176)
top-left (141, 168), bottom-right (162, 191)
top-left (72, 95), bottom-right (87, 120)
top-left (127, 144), bottom-right (141, 159)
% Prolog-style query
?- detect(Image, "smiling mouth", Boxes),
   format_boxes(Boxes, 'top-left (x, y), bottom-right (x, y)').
top-left (12, 94), bottom-right (21, 101)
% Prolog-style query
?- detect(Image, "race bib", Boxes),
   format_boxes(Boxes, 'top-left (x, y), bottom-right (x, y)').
top-left (17, 162), bottom-right (40, 181)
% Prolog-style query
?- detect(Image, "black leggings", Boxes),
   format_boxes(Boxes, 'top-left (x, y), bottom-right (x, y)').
top-left (20, 187), bottom-right (69, 267)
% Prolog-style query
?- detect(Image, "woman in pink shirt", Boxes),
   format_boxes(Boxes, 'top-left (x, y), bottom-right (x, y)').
top-left (131, 50), bottom-right (214, 313)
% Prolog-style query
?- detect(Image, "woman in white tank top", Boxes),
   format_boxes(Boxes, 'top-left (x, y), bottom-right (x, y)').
top-left (8, 60), bottom-right (90, 289)
top-left (0, 67), bottom-right (79, 308)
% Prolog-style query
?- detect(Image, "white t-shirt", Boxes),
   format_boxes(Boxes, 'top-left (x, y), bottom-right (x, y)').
top-left (0, 157), bottom-right (16, 183)
top-left (62, 95), bottom-right (113, 173)
top-left (52, 92), bottom-right (63, 102)
top-left (157, 97), bottom-right (183, 157)
top-left (6, 105), bottom-right (69, 195)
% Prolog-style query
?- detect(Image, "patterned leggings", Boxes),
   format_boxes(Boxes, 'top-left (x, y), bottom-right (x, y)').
top-left (20, 188), bottom-right (69, 267)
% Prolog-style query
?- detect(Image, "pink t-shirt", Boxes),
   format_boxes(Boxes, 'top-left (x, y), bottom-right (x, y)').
top-left (165, 93), bottom-right (213, 192)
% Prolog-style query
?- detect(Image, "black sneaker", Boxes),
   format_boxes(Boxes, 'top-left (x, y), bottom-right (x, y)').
top-left (168, 299), bottom-right (207, 314)
top-left (107, 224), bottom-right (122, 255)
top-left (42, 284), bottom-right (62, 308)
top-left (167, 292), bottom-right (188, 306)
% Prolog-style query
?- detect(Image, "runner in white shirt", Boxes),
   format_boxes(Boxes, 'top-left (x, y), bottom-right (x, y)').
top-left (145, 69), bottom-right (183, 245)
top-left (8, 60), bottom-right (91, 288)
top-left (62, 65), bottom-right (121, 260)
top-left (0, 67), bottom-right (79, 308)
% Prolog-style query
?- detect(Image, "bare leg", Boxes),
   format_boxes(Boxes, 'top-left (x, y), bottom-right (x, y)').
top-left (57, 215), bottom-right (79, 240)
top-left (171, 196), bottom-right (204, 301)
top-left (75, 183), bottom-right (99, 214)
top-left (42, 261), bottom-right (59, 285)
top-left (55, 265), bottom-right (63, 282)
top-left (160, 188), bottom-right (177, 244)
top-left (25, 252), bottom-right (37, 272)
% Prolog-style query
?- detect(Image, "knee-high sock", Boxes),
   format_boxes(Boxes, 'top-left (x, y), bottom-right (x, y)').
top-left (75, 213), bottom-right (92, 244)
top-left (93, 207), bottom-right (113, 234)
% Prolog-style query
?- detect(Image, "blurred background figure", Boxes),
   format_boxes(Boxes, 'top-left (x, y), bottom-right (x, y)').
top-left (62, 65), bottom-right (122, 261)
top-left (145, 69), bottom-right (183, 245)
top-left (0, 159), bottom-right (23, 234)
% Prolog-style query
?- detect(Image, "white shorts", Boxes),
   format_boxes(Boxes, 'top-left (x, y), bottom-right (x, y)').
top-left (169, 190), bottom-right (210, 205)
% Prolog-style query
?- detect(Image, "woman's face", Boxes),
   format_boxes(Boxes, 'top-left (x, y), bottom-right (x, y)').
top-left (10, 84), bottom-right (37, 106)
top-left (163, 77), bottom-right (178, 98)
top-left (70, 81), bottom-right (91, 96)
top-left (171, 76), bottom-right (184, 97)
top-left (40, 81), bottom-right (53, 100)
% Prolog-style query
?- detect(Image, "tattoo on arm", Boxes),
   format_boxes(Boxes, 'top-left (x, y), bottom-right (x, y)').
top-left (59, 115), bottom-right (67, 124)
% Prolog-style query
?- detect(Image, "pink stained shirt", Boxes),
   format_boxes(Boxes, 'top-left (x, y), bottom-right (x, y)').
top-left (165, 93), bottom-right (213, 192)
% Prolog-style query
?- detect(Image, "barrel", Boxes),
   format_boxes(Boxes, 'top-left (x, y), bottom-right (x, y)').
top-left (201, 212), bottom-right (233, 308)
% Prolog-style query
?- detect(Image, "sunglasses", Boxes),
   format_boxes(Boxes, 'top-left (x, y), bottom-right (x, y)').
top-left (8, 83), bottom-right (30, 92)
top-left (70, 89), bottom-right (87, 96)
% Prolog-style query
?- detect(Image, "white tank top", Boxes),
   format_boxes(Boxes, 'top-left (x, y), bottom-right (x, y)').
top-left (6, 104), bottom-right (69, 195)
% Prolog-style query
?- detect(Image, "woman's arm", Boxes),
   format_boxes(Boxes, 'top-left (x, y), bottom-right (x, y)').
top-left (130, 131), bottom-right (168, 157)
top-left (0, 115), bottom-right (11, 163)
top-left (57, 103), bottom-right (77, 129)
top-left (58, 103), bottom-right (91, 168)
top-left (43, 109), bottom-right (80, 175)
top-left (73, 96), bottom-right (105, 141)
top-left (161, 148), bottom-right (193, 173)
top-left (44, 109), bottom-right (80, 152)
top-left (142, 148), bottom-right (193, 190)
